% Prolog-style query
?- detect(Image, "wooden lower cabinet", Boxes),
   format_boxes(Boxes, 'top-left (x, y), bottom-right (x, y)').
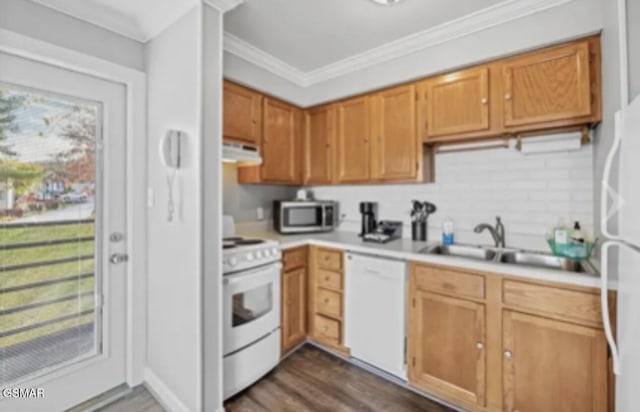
top-left (308, 247), bottom-right (347, 353)
top-left (502, 310), bottom-right (608, 412)
top-left (408, 289), bottom-right (487, 409)
top-left (281, 247), bottom-right (307, 354)
top-left (281, 267), bottom-right (307, 353)
top-left (408, 262), bottom-right (614, 412)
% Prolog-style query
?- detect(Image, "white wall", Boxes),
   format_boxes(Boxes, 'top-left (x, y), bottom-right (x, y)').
top-left (0, 0), bottom-right (145, 71)
top-left (223, 164), bottom-right (297, 222)
top-left (145, 7), bottom-right (202, 412)
top-left (309, 142), bottom-right (594, 252)
top-left (202, 4), bottom-right (224, 412)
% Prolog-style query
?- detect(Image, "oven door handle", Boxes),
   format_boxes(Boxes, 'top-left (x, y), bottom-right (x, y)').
top-left (223, 263), bottom-right (282, 285)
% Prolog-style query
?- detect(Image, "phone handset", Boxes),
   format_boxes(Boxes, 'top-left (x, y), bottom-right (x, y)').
top-left (160, 130), bottom-right (183, 222)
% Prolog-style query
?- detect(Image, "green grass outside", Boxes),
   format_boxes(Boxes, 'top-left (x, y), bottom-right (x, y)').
top-left (0, 222), bottom-right (96, 348)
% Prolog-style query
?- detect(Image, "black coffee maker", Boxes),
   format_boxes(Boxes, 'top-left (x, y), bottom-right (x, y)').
top-left (359, 202), bottom-right (377, 237)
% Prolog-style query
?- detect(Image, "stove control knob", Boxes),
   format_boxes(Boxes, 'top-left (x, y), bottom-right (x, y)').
top-left (245, 253), bottom-right (254, 261)
top-left (256, 250), bottom-right (264, 259)
top-left (228, 257), bottom-right (238, 267)
top-left (272, 248), bottom-right (279, 256)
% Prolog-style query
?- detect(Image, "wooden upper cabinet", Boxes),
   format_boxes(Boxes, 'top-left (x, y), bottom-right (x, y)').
top-left (371, 85), bottom-right (418, 181)
top-left (336, 96), bottom-right (371, 183)
top-left (502, 310), bottom-right (608, 412)
top-left (409, 290), bottom-right (486, 408)
top-left (304, 105), bottom-right (336, 185)
top-left (261, 97), bottom-right (301, 184)
top-left (502, 41), bottom-right (593, 127)
top-left (281, 267), bottom-right (307, 354)
top-left (423, 67), bottom-right (490, 138)
top-left (223, 81), bottom-right (262, 145)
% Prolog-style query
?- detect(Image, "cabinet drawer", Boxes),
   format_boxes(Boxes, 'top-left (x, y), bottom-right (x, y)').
top-left (316, 288), bottom-right (342, 319)
top-left (318, 249), bottom-right (342, 271)
top-left (413, 264), bottom-right (485, 300)
top-left (503, 280), bottom-right (602, 326)
top-left (315, 315), bottom-right (340, 344)
top-left (317, 269), bottom-right (342, 291)
top-left (283, 247), bottom-right (307, 271)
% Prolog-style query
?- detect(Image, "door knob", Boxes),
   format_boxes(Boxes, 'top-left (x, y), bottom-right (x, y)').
top-left (110, 232), bottom-right (125, 242)
top-left (110, 253), bottom-right (129, 264)
top-left (476, 342), bottom-right (484, 350)
top-left (504, 350), bottom-right (513, 359)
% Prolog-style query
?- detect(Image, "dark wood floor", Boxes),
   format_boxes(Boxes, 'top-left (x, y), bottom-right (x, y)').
top-left (73, 345), bottom-right (453, 412)
top-left (225, 345), bottom-right (453, 412)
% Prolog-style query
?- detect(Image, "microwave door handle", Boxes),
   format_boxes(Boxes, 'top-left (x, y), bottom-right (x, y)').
top-left (321, 206), bottom-right (327, 230)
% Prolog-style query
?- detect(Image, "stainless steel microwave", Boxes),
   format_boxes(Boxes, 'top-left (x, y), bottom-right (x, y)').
top-left (273, 200), bottom-right (339, 234)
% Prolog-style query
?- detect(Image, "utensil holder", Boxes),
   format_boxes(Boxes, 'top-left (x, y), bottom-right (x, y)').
top-left (412, 221), bottom-right (427, 241)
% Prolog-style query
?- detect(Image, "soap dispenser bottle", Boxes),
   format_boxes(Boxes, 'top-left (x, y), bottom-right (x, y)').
top-left (442, 218), bottom-right (455, 245)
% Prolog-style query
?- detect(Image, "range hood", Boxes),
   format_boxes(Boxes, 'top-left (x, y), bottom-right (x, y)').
top-left (222, 141), bottom-right (262, 165)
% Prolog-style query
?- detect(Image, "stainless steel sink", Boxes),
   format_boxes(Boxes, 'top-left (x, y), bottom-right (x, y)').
top-left (499, 251), bottom-right (596, 274)
top-left (420, 244), bottom-right (498, 262)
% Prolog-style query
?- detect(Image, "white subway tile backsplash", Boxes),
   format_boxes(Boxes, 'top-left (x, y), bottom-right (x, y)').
top-left (309, 145), bottom-right (594, 252)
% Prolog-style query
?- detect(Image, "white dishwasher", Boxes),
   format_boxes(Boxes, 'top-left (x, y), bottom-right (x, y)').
top-left (345, 252), bottom-right (407, 380)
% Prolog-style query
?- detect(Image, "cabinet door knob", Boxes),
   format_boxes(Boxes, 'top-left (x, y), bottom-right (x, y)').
top-left (476, 342), bottom-right (484, 350)
top-left (481, 97), bottom-right (488, 105)
top-left (505, 93), bottom-right (512, 101)
top-left (325, 276), bottom-right (330, 281)
top-left (324, 298), bottom-right (329, 304)
top-left (504, 350), bottom-right (513, 359)
top-left (287, 300), bottom-right (293, 305)
top-left (322, 326), bottom-right (328, 332)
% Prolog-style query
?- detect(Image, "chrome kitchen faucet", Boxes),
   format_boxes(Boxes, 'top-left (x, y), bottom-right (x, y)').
top-left (474, 216), bottom-right (506, 248)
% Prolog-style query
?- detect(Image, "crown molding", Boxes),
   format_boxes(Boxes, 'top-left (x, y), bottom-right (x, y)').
top-left (223, 33), bottom-right (310, 86)
top-left (203, 0), bottom-right (244, 13)
top-left (30, 0), bottom-right (147, 42)
top-left (224, 0), bottom-right (575, 87)
top-left (31, 0), bottom-right (206, 43)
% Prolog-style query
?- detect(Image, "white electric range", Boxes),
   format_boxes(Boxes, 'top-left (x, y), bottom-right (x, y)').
top-left (221, 216), bottom-right (282, 400)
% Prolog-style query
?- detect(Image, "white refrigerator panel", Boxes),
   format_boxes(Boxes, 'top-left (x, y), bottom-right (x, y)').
top-left (619, 95), bottom-right (640, 247)
top-left (616, 246), bottom-right (640, 412)
top-left (615, 92), bottom-right (640, 411)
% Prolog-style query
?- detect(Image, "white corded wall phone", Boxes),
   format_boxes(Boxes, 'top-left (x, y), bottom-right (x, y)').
top-left (160, 130), bottom-right (183, 222)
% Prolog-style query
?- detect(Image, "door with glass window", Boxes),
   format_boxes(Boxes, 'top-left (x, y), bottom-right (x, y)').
top-left (0, 52), bottom-right (127, 411)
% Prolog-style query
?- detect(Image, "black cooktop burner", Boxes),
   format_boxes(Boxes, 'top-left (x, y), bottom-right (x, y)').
top-left (235, 239), bottom-right (265, 246)
top-left (222, 237), bottom-right (266, 248)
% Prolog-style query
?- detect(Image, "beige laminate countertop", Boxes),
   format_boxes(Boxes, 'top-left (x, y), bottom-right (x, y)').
top-left (237, 228), bottom-right (613, 290)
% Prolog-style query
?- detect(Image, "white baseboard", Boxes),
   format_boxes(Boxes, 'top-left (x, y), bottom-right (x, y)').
top-left (144, 368), bottom-right (192, 412)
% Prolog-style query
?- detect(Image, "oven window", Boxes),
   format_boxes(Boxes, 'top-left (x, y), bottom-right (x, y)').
top-left (284, 207), bottom-right (322, 227)
top-left (232, 283), bottom-right (273, 327)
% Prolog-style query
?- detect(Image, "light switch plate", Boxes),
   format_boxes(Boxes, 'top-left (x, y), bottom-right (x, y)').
top-left (147, 188), bottom-right (154, 207)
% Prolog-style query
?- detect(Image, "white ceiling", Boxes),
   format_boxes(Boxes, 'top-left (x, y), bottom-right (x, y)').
top-left (224, 0), bottom-right (504, 72)
top-left (29, 0), bottom-right (573, 86)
